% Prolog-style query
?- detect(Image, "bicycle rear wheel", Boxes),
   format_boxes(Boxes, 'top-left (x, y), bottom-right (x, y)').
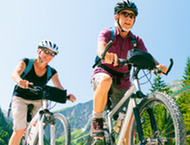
top-left (35, 113), bottom-right (71, 145)
top-left (129, 92), bottom-right (186, 145)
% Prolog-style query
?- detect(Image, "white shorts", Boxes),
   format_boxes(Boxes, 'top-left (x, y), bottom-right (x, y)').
top-left (11, 96), bottom-right (42, 130)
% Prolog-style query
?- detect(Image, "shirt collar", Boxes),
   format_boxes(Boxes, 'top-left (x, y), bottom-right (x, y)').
top-left (115, 26), bottom-right (133, 39)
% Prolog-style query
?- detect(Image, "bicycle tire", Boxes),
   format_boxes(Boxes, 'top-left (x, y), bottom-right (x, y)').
top-left (34, 113), bottom-right (71, 145)
top-left (128, 92), bottom-right (186, 145)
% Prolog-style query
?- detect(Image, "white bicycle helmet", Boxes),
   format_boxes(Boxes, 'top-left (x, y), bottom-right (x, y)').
top-left (38, 40), bottom-right (59, 54)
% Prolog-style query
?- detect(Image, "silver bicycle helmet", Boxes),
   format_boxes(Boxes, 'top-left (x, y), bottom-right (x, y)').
top-left (38, 40), bottom-right (59, 54)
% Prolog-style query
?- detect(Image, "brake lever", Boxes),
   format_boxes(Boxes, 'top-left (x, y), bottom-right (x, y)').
top-left (117, 59), bottom-right (129, 68)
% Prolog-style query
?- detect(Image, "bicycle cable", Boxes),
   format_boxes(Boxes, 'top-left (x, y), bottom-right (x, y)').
top-left (48, 101), bottom-right (57, 110)
top-left (135, 69), bottom-right (152, 86)
top-left (142, 69), bottom-right (153, 86)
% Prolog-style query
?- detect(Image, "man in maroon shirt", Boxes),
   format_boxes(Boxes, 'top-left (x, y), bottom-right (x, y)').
top-left (90, 0), bottom-right (167, 138)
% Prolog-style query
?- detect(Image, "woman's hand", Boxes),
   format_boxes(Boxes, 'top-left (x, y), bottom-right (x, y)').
top-left (67, 94), bottom-right (76, 102)
top-left (18, 79), bottom-right (33, 89)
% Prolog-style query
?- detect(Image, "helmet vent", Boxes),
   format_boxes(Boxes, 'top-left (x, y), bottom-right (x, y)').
top-left (38, 40), bottom-right (59, 54)
top-left (127, 0), bottom-right (131, 4)
top-left (49, 41), bottom-right (52, 47)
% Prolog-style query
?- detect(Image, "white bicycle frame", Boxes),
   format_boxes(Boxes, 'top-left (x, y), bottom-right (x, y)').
top-left (105, 77), bottom-right (141, 145)
top-left (23, 100), bottom-right (55, 145)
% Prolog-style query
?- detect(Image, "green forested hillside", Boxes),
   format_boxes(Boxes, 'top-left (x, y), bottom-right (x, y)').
top-left (55, 100), bottom-right (93, 132)
top-left (0, 108), bottom-right (12, 145)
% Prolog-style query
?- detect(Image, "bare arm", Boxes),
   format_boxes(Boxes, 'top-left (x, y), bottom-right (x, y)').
top-left (11, 60), bottom-right (33, 88)
top-left (97, 41), bottom-right (107, 58)
top-left (51, 73), bottom-right (64, 90)
top-left (51, 73), bottom-right (76, 102)
top-left (97, 41), bottom-right (118, 66)
top-left (11, 60), bottom-right (26, 83)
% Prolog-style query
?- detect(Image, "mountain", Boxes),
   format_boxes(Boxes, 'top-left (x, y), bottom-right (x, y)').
top-left (55, 100), bottom-right (93, 132)
top-left (167, 79), bottom-right (182, 92)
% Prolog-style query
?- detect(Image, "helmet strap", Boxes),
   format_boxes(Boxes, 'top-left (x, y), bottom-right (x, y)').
top-left (117, 19), bottom-right (126, 32)
top-left (37, 49), bottom-right (47, 64)
top-left (38, 56), bottom-right (47, 64)
top-left (117, 15), bottom-right (133, 33)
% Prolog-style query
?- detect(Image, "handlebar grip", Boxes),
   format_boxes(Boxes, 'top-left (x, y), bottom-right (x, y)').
top-left (164, 58), bottom-right (174, 75)
top-left (101, 40), bottom-right (113, 59)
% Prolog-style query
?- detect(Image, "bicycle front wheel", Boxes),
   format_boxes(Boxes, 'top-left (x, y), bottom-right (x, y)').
top-left (35, 113), bottom-right (71, 145)
top-left (129, 92), bottom-right (186, 145)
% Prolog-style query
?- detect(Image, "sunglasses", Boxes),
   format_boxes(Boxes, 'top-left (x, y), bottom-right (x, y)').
top-left (120, 11), bottom-right (135, 19)
top-left (43, 49), bottom-right (56, 57)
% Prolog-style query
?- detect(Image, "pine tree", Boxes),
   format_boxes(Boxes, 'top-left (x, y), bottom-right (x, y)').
top-left (176, 57), bottom-right (190, 143)
top-left (150, 75), bottom-right (172, 94)
top-left (182, 57), bottom-right (190, 86)
top-left (0, 107), bottom-right (12, 145)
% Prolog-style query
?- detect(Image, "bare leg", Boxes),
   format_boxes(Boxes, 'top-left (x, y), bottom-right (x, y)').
top-left (9, 129), bottom-right (25, 145)
top-left (93, 75), bottom-right (112, 113)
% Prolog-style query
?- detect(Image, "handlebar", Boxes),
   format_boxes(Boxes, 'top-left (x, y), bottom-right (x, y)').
top-left (101, 40), bottom-right (113, 59)
top-left (92, 40), bottom-right (113, 68)
top-left (27, 85), bottom-right (70, 103)
top-left (28, 85), bottom-right (44, 92)
top-left (98, 41), bottom-right (174, 76)
top-left (117, 58), bottom-right (174, 76)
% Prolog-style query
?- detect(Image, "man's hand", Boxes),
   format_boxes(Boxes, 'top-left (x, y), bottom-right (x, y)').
top-left (155, 64), bottom-right (168, 75)
top-left (104, 53), bottom-right (118, 66)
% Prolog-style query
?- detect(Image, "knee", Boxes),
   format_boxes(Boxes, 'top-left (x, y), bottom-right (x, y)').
top-left (99, 75), bottom-right (112, 89)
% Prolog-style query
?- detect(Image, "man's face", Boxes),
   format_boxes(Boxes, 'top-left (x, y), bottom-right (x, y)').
top-left (115, 10), bottom-right (136, 31)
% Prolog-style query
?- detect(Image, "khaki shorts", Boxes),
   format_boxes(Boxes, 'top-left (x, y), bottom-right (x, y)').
top-left (11, 96), bottom-right (42, 130)
top-left (91, 73), bottom-right (129, 113)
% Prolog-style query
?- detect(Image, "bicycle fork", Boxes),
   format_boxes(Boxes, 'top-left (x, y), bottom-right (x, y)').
top-left (133, 106), bottom-right (147, 145)
top-left (133, 102), bottom-right (159, 145)
top-left (39, 109), bottom-right (55, 145)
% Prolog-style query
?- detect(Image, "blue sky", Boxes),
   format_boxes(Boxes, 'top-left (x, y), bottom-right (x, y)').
top-left (0, 0), bottom-right (190, 111)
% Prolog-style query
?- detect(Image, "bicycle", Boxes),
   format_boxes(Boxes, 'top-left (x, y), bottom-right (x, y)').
top-left (87, 42), bottom-right (187, 145)
top-left (21, 85), bottom-right (71, 145)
